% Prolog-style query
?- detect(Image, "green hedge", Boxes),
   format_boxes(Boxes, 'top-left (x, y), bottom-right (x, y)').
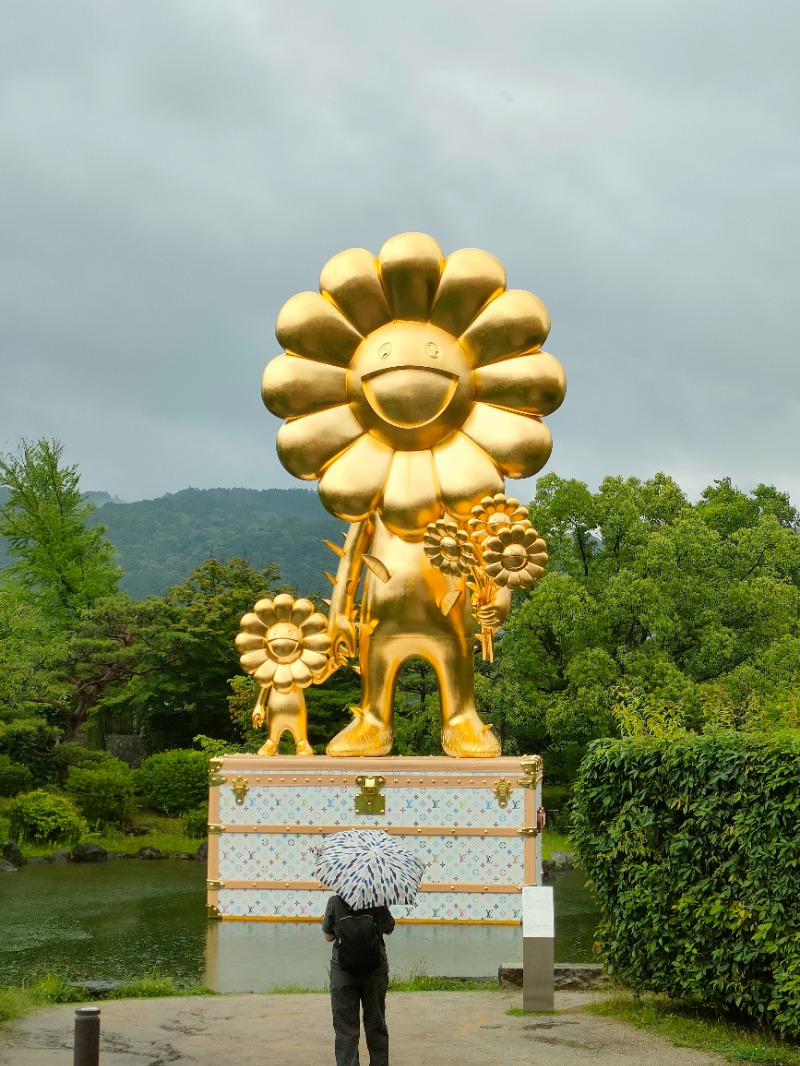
top-left (65, 759), bottom-right (136, 827)
top-left (8, 790), bottom-right (86, 845)
top-left (0, 756), bottom-right (34, 797)
top-left (572, 732), bottom-right (800, 1039)
top-left (136, 750), bottom-right (209, 815)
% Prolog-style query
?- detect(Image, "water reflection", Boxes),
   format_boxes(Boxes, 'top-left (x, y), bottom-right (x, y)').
top-left (2, 862), bottom-right (596, 991)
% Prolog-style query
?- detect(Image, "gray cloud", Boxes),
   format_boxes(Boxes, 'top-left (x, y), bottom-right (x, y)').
top-left (1, 0), bottom-right (798, 504)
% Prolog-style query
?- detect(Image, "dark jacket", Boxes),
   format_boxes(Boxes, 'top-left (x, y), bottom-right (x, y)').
top-left (323, 894), bottom-right (395, 968)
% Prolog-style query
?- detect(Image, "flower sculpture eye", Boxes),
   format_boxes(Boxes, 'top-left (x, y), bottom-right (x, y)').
top-left (235, 593), bottom-right (332, 694)
top-left (261, 233), bottom-right (566, 538)
top-left (423, 518), bottom-right (476, 576)
top-left (483, 524), bottom-right (549, 591)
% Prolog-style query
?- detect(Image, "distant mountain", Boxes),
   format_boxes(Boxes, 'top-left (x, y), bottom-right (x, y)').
top-left (1, 486), bottom-right (346, 600)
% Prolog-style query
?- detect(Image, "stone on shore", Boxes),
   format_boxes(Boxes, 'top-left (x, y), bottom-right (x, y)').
top-left (72, 843), bottom-right (109, 863)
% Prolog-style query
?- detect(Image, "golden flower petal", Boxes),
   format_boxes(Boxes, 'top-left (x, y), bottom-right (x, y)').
top-left (301, 631), bottom-right (331, 652)
top-left (240, 649), bottom-right (267, 671)
top-left (378, 233), bottom-right (443, 322)
top-left (290, 598), bottom-right (315, 627)
top-left (253, 601), bottom-right (277, 628)
top-left (475, 350), bottom-right (566, 416)
top-left (429, 248), bottom-right (506, 337)
top-left (273, 663), bottom-right (294, 693)
top-left (484, 552), bottom-right (502, 567)
top-left (300, 649), bottom-right (329, 672)
top-left (235, 633), bottom-right (265, 654)
top-left (433, 432), bottom-right (504, 519)
top-left (506, 571), bottom-right (524, 590)
top-left (489, 567), bottom-right (509, 586)
top-left (262, 355), bottom-right (347, 420)
top-left (319, 247), bottom-right (391, 336)
top-left (300, 615), bottom-right (328, 638)
top-left (525, 562), bottom-right (546, 579)
top-left (460, 289), bottom-right (550, 366)
top-left (273, 594), bottom-right (295, 622)
top-left (254, 658), bottom-right (277, 684)
top-left (318, 433), bottom-right (394, 521)
top-left (277, 406), bottom-right (365, 481)
top-left (461, 403), bottom-right (553, 480)
top-left (381, 450), bottom-right (442, 538)
top-left (239, 612), bottom-right (267, 636)
top-left (276, 291), bottom-right (362, 368)
top-left (290, 659), bottom-right (313, 686)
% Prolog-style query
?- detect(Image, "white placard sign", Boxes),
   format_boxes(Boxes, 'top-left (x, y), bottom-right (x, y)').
top-left (522, 885), bottom-right (554, 938)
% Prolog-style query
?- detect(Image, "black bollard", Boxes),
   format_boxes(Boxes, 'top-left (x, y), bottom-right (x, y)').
top-left (73, 1006), bottom-right (101, 1066)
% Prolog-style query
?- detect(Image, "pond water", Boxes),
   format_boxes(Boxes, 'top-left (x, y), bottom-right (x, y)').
top-left (1, 862), bottom-right (598, 992)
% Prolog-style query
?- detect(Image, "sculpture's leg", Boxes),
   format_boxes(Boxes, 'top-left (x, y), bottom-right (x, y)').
top-left (326, 631), bottom-right (397, 756)
top-left (435, 643), bottom-right (501, 758)
top-left (257, 687), bottom-right (313, 756)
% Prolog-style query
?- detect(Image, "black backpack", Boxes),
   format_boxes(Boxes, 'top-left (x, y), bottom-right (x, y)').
top-left (335, 907), bottom-right (382, 974)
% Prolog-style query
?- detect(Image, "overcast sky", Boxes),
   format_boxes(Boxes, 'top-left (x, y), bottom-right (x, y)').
top-left (2, 0), bottom-right (798, 506)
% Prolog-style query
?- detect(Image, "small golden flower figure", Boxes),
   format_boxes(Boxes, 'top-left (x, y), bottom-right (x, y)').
top-left (468, 493), bottom-right (529, 542)
top-left (235, 593), bottom-right (333, 755)
top-left (423, 518), bottom-right (476, 576)
top-left (483, 524), bottom-right (548, 590)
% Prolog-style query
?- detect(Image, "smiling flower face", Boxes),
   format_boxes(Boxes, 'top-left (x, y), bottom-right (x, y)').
top-left (262, 233), bottom-right (566, 538)
top-left (235, 594), bottom-right (332, 694)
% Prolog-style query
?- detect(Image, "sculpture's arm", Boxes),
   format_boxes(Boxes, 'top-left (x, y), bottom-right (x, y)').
top-left (327, 519), bottom-right (373, 664)
top-left (476, 585), bottom-right (512, 630)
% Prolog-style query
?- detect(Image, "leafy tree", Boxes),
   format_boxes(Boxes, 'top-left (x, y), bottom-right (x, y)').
top-left (132, 557), bottom-right (283, 751)
top-left (492, 472), bottom-right (800, 752)
top-left (0, 439), bottom-right (120, 615)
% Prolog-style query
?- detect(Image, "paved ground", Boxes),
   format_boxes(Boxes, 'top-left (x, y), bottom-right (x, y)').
top-left (0, 990), bottom-right (728, 1066)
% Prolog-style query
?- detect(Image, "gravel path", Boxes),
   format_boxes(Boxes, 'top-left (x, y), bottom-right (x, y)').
top-left (0, 990), bottom-right (729, 1065)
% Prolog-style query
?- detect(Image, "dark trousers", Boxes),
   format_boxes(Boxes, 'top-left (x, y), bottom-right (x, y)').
top-left (329, 961), bottom-right (389, 1066)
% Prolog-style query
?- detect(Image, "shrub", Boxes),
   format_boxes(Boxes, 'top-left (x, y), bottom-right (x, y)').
top-left (53, 743), bottom-right (112, 786)
top-left (572, 731), bottom-right (800, 1040)
top-left (182, 806), bottom-right (209, 839)
top-left (136, 750), bottom-right (209, 815)
top-left (0, 756), bottom-right (34, 797)
top-left (8, 790), bottom-right (86, 845)
top-left (65, 759), bottom-right (136, 827)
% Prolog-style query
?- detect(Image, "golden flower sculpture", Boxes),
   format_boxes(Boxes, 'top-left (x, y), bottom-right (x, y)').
top-left (259, 234), bottom-right (566, 759)
top-left (483, 524), bottom-right (548, 590)
top-left (236, 593), bottom-right (333, 756)
top-left (423, 518), bottom-right (476, 577)
top-left (426, 493), bottom-right (549, 661)
top-left (468, 493), bottom-right (530, 542)
top-left (262, 232), bottom-right (566, 538)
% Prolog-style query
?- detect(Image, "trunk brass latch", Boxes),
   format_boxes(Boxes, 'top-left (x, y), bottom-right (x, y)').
top-left (494, 779), bottom-right (513, 808)
top-left (355, 775), bottom-right (386, 815)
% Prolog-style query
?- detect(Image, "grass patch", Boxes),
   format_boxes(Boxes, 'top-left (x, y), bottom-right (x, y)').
top-left (0, 800), bottom-right (203, 860)
top-left (506, 1006), bottom-right (559, 1016)
top-left (541, 827), bottom-right (572, 860)
top-left (0, 971), bottom-right (215, 1026)
top-left (389, 975), bottom-right (495, 991)
top-left (588, 995), bottom-right (800, 1065)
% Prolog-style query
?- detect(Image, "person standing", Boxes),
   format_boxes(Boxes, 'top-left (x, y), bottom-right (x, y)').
top-left (323, 893), bottom-right (395, 1066)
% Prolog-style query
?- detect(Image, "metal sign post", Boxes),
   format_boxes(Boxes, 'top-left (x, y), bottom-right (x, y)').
top-left (521, 885), bottom-right (555, 1011)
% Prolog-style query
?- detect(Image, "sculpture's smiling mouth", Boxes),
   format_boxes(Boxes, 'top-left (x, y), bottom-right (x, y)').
top-left (361, 367), bottom-right (459, 429)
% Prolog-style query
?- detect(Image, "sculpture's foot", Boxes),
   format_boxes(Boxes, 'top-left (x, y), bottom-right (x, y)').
top-left (326, 708), bottom-right (393, 757)
top-left (441, 714), bottom-right (501, 757)
top-left (257, 738), bottom-right (279, 756)
top-left (294, 739), bottom-right (314, 756)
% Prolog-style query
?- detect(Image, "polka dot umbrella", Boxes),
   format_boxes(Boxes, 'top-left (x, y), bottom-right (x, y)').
top-left (314, 829), bottom-right (426, 909)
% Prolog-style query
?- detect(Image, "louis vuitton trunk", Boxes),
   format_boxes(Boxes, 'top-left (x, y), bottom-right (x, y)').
top-left (206, 754), bottom-right (544, 924)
